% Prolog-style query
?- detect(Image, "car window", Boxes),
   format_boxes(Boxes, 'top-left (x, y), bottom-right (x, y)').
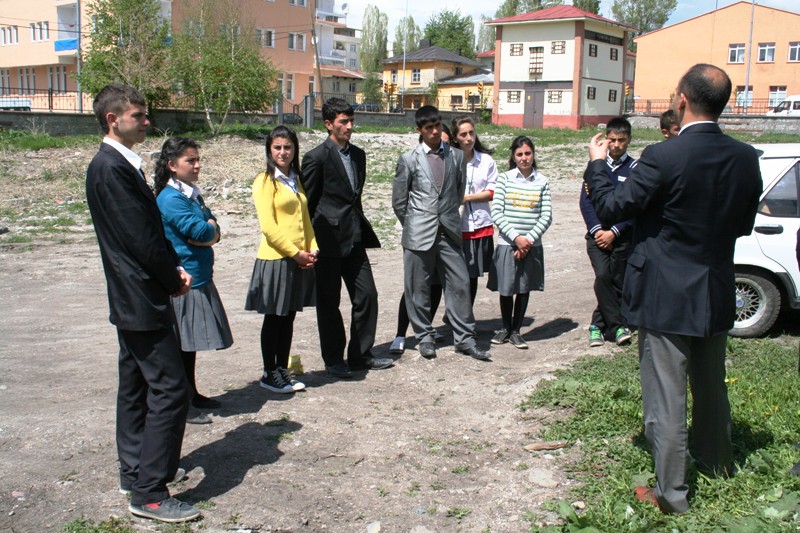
top-left (759, 161), bottom-right (800, 217)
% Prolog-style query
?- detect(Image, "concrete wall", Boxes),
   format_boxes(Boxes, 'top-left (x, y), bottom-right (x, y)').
top-left (627, 115), bottom-right (800, 133)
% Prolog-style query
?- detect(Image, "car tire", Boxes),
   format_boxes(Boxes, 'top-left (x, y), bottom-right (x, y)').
top-left (730, 271), bottom-right (781, 338)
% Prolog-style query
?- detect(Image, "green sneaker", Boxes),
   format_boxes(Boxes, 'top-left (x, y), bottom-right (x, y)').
top-left (588, 325), bottom-right (604, 347)
top-left (615, 326), bottom-right (633, 346)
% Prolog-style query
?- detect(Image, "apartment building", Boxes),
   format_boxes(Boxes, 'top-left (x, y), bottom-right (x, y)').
top-left (634, 1), bottom-right (800, 112)
top-left (0, 0), bottom-right (361, 111)
top-left (486, 5), bottom-right (632, 129)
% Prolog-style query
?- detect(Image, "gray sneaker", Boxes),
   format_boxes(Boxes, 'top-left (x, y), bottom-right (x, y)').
top-left (129, 497), bottom-right (200, 523)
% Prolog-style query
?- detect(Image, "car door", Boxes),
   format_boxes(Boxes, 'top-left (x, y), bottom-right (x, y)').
top-left (753, 157), bottom-right (800, 284)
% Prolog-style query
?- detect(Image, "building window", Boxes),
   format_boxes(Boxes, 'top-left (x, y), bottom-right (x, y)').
top-left (219, 24), bottom-right (241, 39)
top-left (507, 90), bottom-right (521, 103)
top-left (769, 86), bottom-right (787, 107)
top-left (589, 43), bottom-right (597, 57)
top-left (2, 26), bottom-right (19, 45)
top-left (332, 81), bottom-right (340, 92)
top-left (284, 73), bottom-right (294, 100)
top-left (735, 85), bottom-right (753, 106)
top-left (551, 41), bottom-right (565, 54)
top-left (349, 59), bottom-right (356, 68)
top-left (411, 68), bottom-right (420, 83)
top-left (0, 68), bottom-right (11, 95)
top-left (510, 43), bottom-right (523, 56)
top-left (609, 89), bottom-right (617, 102)
top-left (610, 48), bottom-right (618, 61)
top-left (547, 90), bottom-right (562, 103)
top-left (289, 0), bottom-right (306, 6)
top-left (30, 21), bottom-right (49, 42)
top-left (790, 42), bottom-right (800, 62)
top-left (450, 94), bottom-right (463, 106)
top-left (391, 69), bottom-right (397, 83)
top-left (349, 82), bottom-right (356, 92)
top-left (288, 32), bottom-right (305, 51)
top-left (468, 94), bottom-right (480, 105)
top-left (18, 67), bottom-right (35, 94)
top-left (455, 67), bottom-right (462, 75)
top-left (529, 46), bottom-right (544, 74)
top-left (758, 42), bottom-right (775, 63)
top-left (48, 65), bottom-right (68, 94)
top-left (256, 28), bottom-right (274, 48)
top-left (587, 86), bottom-right (596, 100)
top-left (350, 44), bottom-right (356, 53)
top-left (729, 44), bottom-right (745, 63)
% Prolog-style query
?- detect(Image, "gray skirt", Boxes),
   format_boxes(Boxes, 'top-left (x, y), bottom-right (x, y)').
top-left (462, 234), bottom-right (494, 278)
top-left (172, 280), bottom-right (234, 352)
top-left (245, 258), bottom-right (316, 316)
top-left (487, 245), bottom-right (544, 296)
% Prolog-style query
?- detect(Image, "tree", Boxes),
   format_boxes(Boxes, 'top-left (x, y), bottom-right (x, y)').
top-left (171, 0), bottom-right (280, 133)
top-left (573, 0), bottom-right (600, 14)
top-left (423, 9), bottom-right (475, 59)
top-left (611, 0), bottom-right (677, 50)
top-left (476, 15), bottom-right (495, 54)
top-left (392, 16), bottom-right (421, 56)
top-left (361, 72), bottom-right (383, 107)
top-left (494, 0), bottom-right (563, 18)
top-left (78, 0), bottom-right (173, 108)
top-left (360, 5), bottom-right (388, 73)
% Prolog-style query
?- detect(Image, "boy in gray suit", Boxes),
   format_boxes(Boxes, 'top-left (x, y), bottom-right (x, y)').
top-left (392, 106), bottom-right (490, 361)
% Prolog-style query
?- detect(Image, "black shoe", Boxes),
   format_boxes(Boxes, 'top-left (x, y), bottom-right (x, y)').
top-left (418, 342), bottom-right (437, 359)
top-left (350, 357), bottom-right (394, 371)
top-left (129, 497), bottom-right (200, 523)
top-left (491, 329), bottom-right (510, 344)
top-left (192, 394), bottom-right (221, 409)
top-left (455, 345), bottom-right (491, 361)
top-left (509, 332), bottom-right (528, 349)
top-left (325, 363), bottom-right (354, 378)
top-left (186, 406), bottom-right (211, 424)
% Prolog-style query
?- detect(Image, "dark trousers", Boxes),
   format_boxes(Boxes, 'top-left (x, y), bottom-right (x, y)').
top-left (314, 244), bottom-right (378, 367)
top-left (116, 328), bottom-right (189, 505)
top-left (586, 236), bottom-right (628, 336)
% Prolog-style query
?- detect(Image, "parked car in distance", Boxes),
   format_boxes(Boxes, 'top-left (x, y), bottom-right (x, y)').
top-left (352, 103), bottom-right (380, 112)
top-left (766, 95), bottom-right (800, 116)
top-left (281, 112), bottom-right (303, 125)
top-left (732, 143), bottom-right (800, 337)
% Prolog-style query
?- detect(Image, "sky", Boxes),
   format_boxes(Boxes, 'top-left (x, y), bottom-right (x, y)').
top-left (338, 0), bottom-right (799, 50)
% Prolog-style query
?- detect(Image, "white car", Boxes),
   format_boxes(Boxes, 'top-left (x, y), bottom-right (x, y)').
top-left (732, 143), bottom-right (800, 337)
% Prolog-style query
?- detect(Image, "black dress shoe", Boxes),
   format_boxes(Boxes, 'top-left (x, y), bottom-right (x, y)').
top-left (186, 406), bottom-right (211, 424)
top-left (418, 342), bottom-right (436, 359)
top-left (192, 394), bottom-right (222, 409)
top-left (455, 345), bottom-right (491, 361)
top-left (350, 357), bottom-right (394, 371)
top-left (326, 363), bottom-right (354, 378)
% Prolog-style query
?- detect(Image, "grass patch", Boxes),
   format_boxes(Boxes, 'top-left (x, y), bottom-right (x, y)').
top-left (0, 130), bottom-right (95, 151)
top-left (522, 337), bottom-right (800, 531)
top-left (1, 234), bottom-right (33, 243)
top-left (61, 516), bottom-right (135, 533)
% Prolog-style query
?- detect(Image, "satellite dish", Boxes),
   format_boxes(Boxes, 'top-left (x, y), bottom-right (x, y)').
top-left (341, 2), bottom-right (349, 13)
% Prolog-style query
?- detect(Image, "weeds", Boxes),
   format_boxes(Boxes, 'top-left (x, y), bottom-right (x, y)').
top-left (61, 516), bottom-right (135, 533)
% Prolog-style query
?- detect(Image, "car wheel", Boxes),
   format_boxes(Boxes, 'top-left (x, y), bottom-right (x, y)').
top-left (730, 272), bottom-right (781, 338)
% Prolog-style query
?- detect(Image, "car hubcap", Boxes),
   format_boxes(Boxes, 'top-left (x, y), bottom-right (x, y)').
top-left (734, 279), bottom-right (766, 328)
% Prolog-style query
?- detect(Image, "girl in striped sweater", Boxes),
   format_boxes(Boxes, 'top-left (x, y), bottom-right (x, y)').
top-left (488, 135), bottom-right (552, 349)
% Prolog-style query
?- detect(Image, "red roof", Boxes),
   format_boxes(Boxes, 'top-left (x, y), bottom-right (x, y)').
top-left (476, 50), bottom-right (495, 58)
top-left (487, 5), bottom-right (633, 29)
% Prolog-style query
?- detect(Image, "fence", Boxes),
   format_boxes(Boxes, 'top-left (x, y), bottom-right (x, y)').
top-left (0, 88), bottom-right (93, 112)
top-left (626, 97), bottom-right (779, 115)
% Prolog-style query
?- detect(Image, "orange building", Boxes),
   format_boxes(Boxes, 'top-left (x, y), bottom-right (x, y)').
top-left (633, 1), bottom-right (800, 113)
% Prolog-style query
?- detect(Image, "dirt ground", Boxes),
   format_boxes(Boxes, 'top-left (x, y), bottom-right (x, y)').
top-left (0, 132), bottom-right (630, 532)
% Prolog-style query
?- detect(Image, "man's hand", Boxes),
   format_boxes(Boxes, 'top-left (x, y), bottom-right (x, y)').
top-left (174, 269), bottom-right (193, 297)
top-left (594, 229), bottom-right (616, 250)
top-left (589, 133), bottom-right (609, 161)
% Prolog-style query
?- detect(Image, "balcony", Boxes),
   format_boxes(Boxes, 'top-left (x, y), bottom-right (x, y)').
top-left (54, 38), bottom-right (78, 53)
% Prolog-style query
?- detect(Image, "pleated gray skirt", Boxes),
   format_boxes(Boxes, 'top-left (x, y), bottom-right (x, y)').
top-left (245, 258), bottom-right (316, 316)
top-left (487, 244), bottom-right (544, 296)
top-left (462, 234), bottom-right (494, 278)
top-left (172, 280), bottom-right (234, 352)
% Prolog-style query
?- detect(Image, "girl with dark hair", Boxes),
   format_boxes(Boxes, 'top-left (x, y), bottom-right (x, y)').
top-left (245, 126), bottom-right (317, 393)
top-left (155, 137), bottom-right (233, 424)
top-left (451, 115), bottom-right (498, 304)
top-left (488, 136), bottom-right (552, 349)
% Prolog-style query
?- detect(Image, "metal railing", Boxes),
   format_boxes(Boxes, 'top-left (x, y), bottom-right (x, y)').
top-left (0, 88), bottom-right (93, 112)
top-left (627, 97), bottom-right (781, 115)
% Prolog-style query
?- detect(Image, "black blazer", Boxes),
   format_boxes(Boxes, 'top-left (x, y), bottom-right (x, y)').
top-left (583, 123), bottom-right (762, 337)
top-left (86, 143), bottom-right (182, 331)
top-left (300, 138), bottom-right (380, 257)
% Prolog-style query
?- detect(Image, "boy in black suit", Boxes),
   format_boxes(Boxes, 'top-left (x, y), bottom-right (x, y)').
top-left (86, 84), bottom-right (199, 523)
top-left (300, 98), bottom-right (392, 377)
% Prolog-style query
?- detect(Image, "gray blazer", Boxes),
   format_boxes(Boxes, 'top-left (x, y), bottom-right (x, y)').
top-left (392, 142), bottom-right (466, 251)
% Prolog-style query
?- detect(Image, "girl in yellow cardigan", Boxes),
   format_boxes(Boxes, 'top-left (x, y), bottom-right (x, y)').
top-left (245, 126), bottom-right (318, 393)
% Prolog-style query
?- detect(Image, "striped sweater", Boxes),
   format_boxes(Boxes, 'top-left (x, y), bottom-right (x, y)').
top-left (491, 168), bottom-right (552, 246)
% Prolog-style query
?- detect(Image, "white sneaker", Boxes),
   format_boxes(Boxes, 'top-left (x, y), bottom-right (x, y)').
top-left (389, 336), bottom-right (405, 354)
top-left (278, 367), bottom-right (306, 391)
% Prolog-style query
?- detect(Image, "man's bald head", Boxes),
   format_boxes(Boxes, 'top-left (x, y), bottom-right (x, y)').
top-left (677, 64), bottom-right (732, 120)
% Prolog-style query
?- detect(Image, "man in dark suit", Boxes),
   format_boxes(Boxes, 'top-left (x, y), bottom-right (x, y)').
top-left (583, 64), bottom-right (762, 513)
top-left (392, 105), bottom-right (490, 361)
top-left (86, 85), bottom-right (199, 523)
top-left (300, 98), bottom-right (392, 377)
